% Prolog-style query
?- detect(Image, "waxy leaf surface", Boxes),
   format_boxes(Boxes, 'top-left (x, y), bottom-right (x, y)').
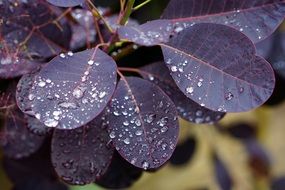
top-left (118, 20), bottom-right (173, 46)
top-left (107, 77), bottom-right (179, 170)
top-left (51, 115), bottom-right (114, 185)
top-left (162, 0), bottom-right (285, 43)
top-left (161, 23), bottom-right (275, 112)
top-left (139, 62), bottom-right (225, 123)
top-left (47, 0), bottom-right (84, 7)
top-left (28, 49), bottom-right (117, 129)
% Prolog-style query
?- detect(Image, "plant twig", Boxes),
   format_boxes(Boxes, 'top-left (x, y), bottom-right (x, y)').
top-left (132, 0), bottom-right (151, 11)
top-left (87, 0), bottom-right (114, 33)
top-left (119, 0), bottom-right (136, 25)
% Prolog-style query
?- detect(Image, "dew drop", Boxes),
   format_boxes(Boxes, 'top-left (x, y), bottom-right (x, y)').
top-left (38, 81), bottom-right (46, 87)
top-left (160, 126), bottom-right (168, 133)
top-left (171, 66), bottom-right (178, 72)
top-left (225, 92), bottom-right (234, 101)
top-left (28, 94), bottom-right (35, 101)
top-left (99, 91), bottom-right (107, 99)
top-left (146, 113), bottom-right (156, 123)
top-left (142, 161), bottom-right (149, 170)
top-left (72, 86), bottom-right (86, 99)
top-left (123, 138), bottom-right (130, 145)
top-left (109, 131), bottom-right (115, 139)
top-left (135, 130), bottom-right (143, 136)
top-left (135, 119), bottom-right (142, 126)
top-left (186, 86), bottom-right (194, 94)
top-left (44, 118), bottom-right (59, 127)
top-left (87, 60), bottom-right (94, 65)
top-left (113, 111), bottom-right (120, 116)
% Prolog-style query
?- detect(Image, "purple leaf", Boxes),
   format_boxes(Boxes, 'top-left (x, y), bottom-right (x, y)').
top-left (139, 62), bottom-right (225, 123)
top-left (46, 0), bottom-right (84, 7)
top-left (51, 114), bottom-right (114, 185)
top-left (161, 23), bottom-right (275, 112)
top-left (26, 115), bottom-right (53, 136)
top-left (0, 1), bottom-right (71, 79)
top-left (107, 77), bottom-right (179, 170)
top-left (118, 20), bottom-right (174, 46)
top-left (0, 109), bottom-right (45, 159)
top-left (95, 151), bottom-right (143, 189)
top-left (162, 0), bottom-right (285, 43)
top-left (27, 49), bottom-right (117, 129)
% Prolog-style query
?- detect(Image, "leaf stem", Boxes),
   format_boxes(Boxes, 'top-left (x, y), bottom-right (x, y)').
top-left (132, 0), bottom-right (151, 11)
top-left (119, 0), bottom-right (136, 25)
top-left (87, 0), bottom-right (114, 33)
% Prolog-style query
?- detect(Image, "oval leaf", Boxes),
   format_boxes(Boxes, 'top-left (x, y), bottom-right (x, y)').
top-left (47, 0), bottom-right (84, 7)
top-left (139, 62), bottom-right (225, 123)
top-left (51, 114), bottom-right (114, 185)
top-left (161, 23), bottom-right (275, 112)
top-left (1, 109), bottom-right (45, 159)
top-left (28, 49), bottom-right (117, 129)
top-left (118, 20), bottom-right (174, 46)
top-left (162, 0), bottom-right (285, 43)
top-left (107, 77), bottom-right (179, 170)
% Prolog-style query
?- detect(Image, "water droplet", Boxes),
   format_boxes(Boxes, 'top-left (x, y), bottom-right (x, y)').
top-left (109, 131), bottom-right (115, 139)
top-left (135, 129), bottom-right (143, 136)
top-left (99, 91), bottom-right (107, 99)
top-left (171, 66), bottom-right (178, 72)
top-left (196, 110), bottom-right (203, 117)
top-left (38, 81), bottom-right (46, 87)
top-left (186, 86), bottom-right (194, 94)
top-left (88, 60), bottom-right (94, 65)
top-left (160, 126), bottom-right (168, 133)
top-left (28, 94), bottom-right (35, 101)
top-left (135, 119), bottom-right (141, 126)
top-left (123, 121), bottom-right (129, 126)
top-left (73, 86), bottom-right (86, 99)
top-left (44, 118), bottom-right (59, 127)
top-left (146, 114), bottom-right (156, 123)
top-left (225, 92), bottom-right (234, 100)
top-left (142, 161), bottom-right (149, 170)
top-left (35, 113), bottom-right (41, 120)
top-left (113, 111), bottom-right (120, 116)
top-left (59, 102), bottom-right (77, 109)
top-left (123, 138), bottom-right (130, 144)
top-left (60, 53), bottom-right (65, 58)
top-left (67, 51), bottom-right (74, 56)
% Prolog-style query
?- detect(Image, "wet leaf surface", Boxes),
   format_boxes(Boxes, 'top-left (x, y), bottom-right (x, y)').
top-left (118, 20), bottom-right (174, 46)
top-left (107, 77), bottom-right (179, 170)
top-left (27, 48), bottom-right (117, 129)
top-left (46, 0), bottom-right (84, 7)
top-left (95, 151), bottom-right (143, 189)
top-left (161, 23), bottom-right (275, 112)
top-left (51, 113), bottom-right (114, 185)
top-left (162, 0), bottom-right (285, 43)
top-left (0, 0), bottom-right (71, 79)
top-left (139, 62), bottom-right (225, 123)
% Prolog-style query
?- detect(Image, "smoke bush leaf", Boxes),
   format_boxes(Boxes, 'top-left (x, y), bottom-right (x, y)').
top-left (117, 20), bottom-right (174, 46)
top-left (161, 23), bottom-right (275, 112)
top-left (107, 77), bottom-right (179, 170)
top-left (27, 48), bottom-right (117, 129)
top-left (46, 0), bottom-right (84, 7)
top-left (0, 0), bottom-right (71, 79)
top-left (139, 62), bottom-right (225, 123)
top-left (0, 109), bottom-right (45, 159)
top-left (162, 0), bottom-right (285, 43)
top-left (51, 114), bottom-right (114, 185)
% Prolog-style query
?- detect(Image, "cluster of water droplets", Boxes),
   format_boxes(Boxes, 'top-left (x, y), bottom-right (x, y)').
top-left (119, 21), bottom-right (173, 46)
top-left (24, 50), bottom-right (115, 129)
top-left (108, 86), bottom-right (178, 170)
